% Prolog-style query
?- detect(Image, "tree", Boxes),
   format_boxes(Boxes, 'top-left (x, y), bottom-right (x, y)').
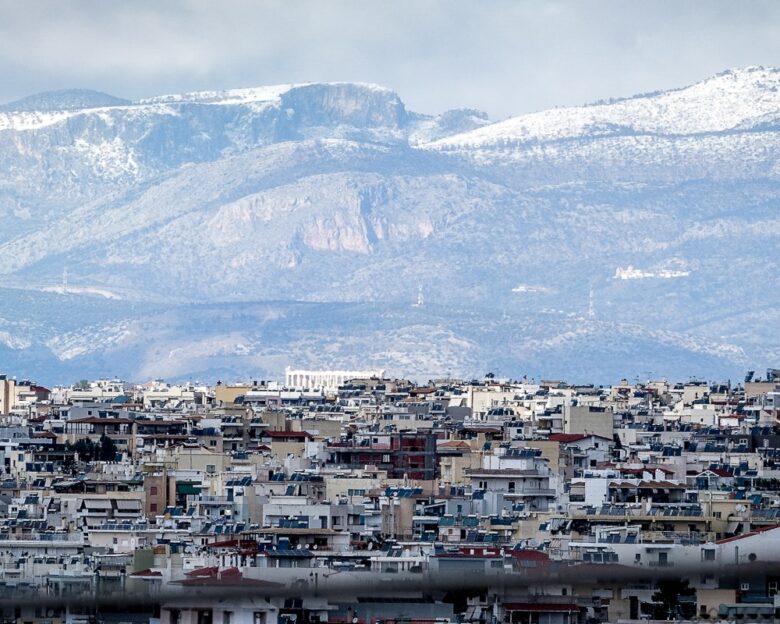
top-left (98, 435), bottom-right (118, 462)
top-left (652, 578), bottom-right (695, 620)
top-left (73, 438), bottom-right (95, 462)
top-left (62, 443), bottom-right (78, 475)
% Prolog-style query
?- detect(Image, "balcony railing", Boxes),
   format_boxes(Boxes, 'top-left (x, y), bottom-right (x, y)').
top-left (506, 488), bottom-right (557, 497)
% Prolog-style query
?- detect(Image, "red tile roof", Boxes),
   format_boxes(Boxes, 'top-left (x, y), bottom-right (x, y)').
top-left (549, 433), bottom-right (593, 443)
top-left (716, 525), bottom-right (780, 544)
top-left (176, 566), bottom-right (281, 587)
top-left (130, 569), bottom-right (162, 577)
top-left (69, 417), bottom-right (133, 425)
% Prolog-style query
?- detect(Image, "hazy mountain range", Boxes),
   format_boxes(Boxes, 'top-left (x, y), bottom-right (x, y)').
top-left (1, 67), bottom-right (778, 384)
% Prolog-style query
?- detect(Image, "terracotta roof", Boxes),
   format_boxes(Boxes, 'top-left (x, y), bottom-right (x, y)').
top-left (185, 566), bottom-right (219, 578)
top-left (716, 525), bottom-right (780, 544)
top-left (175, 566), bottom-right (282, 587)
top-left (437, 440), bottom-right (472, 450)
top-left (608, 479), bottom-right (685, 489)
top-left (619, 466), bottom-right (675, 476)
top-left (710, 468), bottom-right (733, 478)
top-left (68, 417), bottom-right (133, 425)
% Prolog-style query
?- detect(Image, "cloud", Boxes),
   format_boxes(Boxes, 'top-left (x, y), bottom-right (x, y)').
top-left (1, 0), bottom-right (780, 118)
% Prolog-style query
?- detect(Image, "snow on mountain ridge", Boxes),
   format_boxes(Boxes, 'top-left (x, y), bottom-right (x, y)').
top-left (137, 81), bottom-right (392, 106)
top-left (0, 82), bottom-right (403, 133)
top-left (429, 66), bottom-right (780, 149)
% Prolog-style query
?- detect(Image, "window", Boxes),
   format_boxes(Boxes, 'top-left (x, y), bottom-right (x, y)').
top-left (150, 503), bottom-right (158, 512)
top-left (150, 486), bottom-right (158, 496)
top-left (206, 464), bottom-right (216, 474)
top-left (508, 481), bottom-right (516, 493)
top-left (703, 549), bottom-right (715, 562)
top-left (741, 582), bottom-right (750, 591)
top-left (253, 614), bottom-right (265, 624)
top-left (224, 612), bottom-right (232, 624)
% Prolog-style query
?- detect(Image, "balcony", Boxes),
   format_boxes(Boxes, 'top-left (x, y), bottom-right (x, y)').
top-left (642, 530), bottom-right (715, 544)
top-left (197, 495), bottom-right (232, 506)
top-left (506, 488), bottom-right (557, 497)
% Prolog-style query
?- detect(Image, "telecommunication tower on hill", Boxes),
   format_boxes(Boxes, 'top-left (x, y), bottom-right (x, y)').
top-left (413, 284), bottom-right (424, 307)
top-left (588, 287), bottom-right (595, 319)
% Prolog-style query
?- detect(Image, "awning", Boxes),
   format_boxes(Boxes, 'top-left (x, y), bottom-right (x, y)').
top-left (116, 499), bottom-right (141, 510)
top-left (83, 499), bottom-right (112, 509)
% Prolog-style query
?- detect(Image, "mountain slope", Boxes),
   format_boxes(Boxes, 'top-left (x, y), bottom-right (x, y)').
top-left (0, 72), bottom-right (778, 383)
top-left (432, 66), bottom-right (780, 148)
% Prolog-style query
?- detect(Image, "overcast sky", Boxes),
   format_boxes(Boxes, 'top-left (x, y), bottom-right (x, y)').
top-left (1, 0), bottom-right (780, 119)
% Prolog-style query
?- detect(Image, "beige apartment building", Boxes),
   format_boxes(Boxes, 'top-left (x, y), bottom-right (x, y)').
top-left (0, 375), bottom-right (15, 416)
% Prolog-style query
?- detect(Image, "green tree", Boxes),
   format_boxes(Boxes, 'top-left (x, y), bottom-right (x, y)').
top-left (98, 435), bottom-right (118, 462)
top-left (652, 578), bottom-right (695, 620)
top-left (62, 442), bottom-right (78, 475)
top-left (73, 438), bottom-right (95, 462)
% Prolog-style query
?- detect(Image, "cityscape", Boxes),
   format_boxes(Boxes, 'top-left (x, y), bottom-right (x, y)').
top-left (3, 2), bottom-right (780, 622)
top-left (0, 367), bottom-right (779, 622)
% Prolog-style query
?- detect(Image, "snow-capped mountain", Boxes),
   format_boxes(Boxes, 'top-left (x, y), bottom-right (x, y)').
top-left (433, 66), bottom-right (780, 147)
top-left (0, 70), bottom-right (778, 383)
